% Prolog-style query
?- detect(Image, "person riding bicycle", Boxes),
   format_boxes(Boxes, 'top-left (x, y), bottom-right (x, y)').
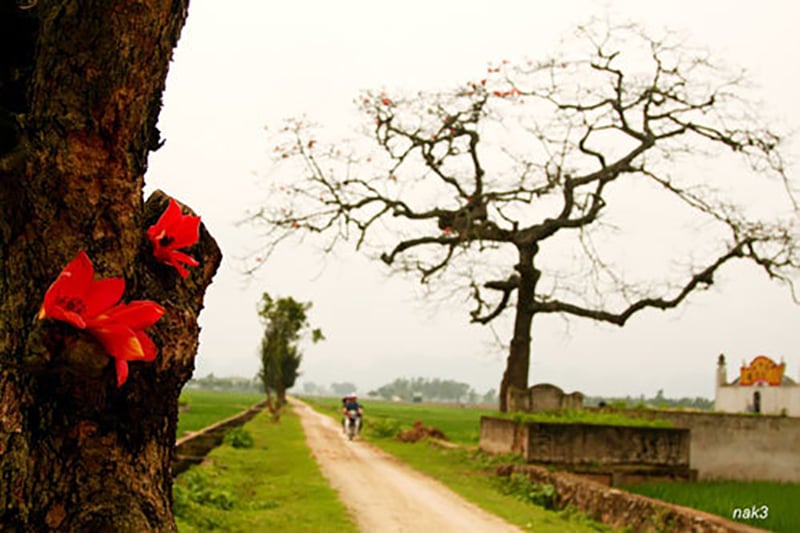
top-left (341, 393), bottom-right (363, 434)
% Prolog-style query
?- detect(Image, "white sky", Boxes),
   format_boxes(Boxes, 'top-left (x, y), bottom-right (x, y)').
top-left (145, 0), bottom-right (800, 399)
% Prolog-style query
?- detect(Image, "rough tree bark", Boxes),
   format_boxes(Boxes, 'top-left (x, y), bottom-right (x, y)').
top-left (0, 2), bottom-right (221, 531)
top-left (498, 243), bottom-right (539, 412)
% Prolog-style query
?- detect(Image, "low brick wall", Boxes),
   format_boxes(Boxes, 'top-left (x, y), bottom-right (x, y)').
top-left (498, 464), bottom-right (766, 533)
top-left (172, 401), bottom-right (266, 475)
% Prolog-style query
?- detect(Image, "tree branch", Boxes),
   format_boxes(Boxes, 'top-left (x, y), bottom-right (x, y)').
top-left (532, 240), bottom-right (750, 325)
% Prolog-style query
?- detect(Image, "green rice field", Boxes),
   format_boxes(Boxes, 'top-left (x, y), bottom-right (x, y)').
top-left (176, 389), bottom-right (264, 437)
top-left (624, 480), bottom-right (800, 532)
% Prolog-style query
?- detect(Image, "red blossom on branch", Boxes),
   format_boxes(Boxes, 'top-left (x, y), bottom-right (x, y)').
top-left (147, 197), bottom-right (201, 278)
top-left (38, 251), bottom-right (165, 386)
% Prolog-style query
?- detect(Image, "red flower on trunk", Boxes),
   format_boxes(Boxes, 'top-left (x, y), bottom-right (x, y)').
top-left (37, 251), bottom-right (124, 329)
top-left (87, 302), bottom-right (164, 387)
top-left (147, 197), bottom-right (201, 278)
top-left (38, 251), bottom-right (165, 387)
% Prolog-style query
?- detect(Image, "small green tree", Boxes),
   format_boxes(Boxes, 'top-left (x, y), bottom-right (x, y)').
top-left (257, 292), bottom-right (323, 418)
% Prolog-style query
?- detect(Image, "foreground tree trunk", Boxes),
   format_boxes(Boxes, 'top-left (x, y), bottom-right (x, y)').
top-left (0, 2), bottom-right (220, 530)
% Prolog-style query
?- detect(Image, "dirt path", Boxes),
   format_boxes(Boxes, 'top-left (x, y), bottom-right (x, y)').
top-left (290, 397), bottom-right (521, 533)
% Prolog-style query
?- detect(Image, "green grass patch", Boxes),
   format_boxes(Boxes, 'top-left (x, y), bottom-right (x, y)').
top-left (177, 390), bottom-right (263, 438)
top-left (502, 409), bottom-right (674, 428)
top-left (624, 480), bottom-right (800, 532)
top-left (301, 396), bottom-right (610, 531)
top-left (174, 408), bottom-right (356, 532)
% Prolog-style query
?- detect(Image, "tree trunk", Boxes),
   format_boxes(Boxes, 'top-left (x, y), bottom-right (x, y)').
top-left (0, 3), bottom-right (222, 531)
top-left (499, 243), bottom-right (539, 412)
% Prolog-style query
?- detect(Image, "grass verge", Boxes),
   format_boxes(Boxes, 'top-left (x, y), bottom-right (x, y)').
top-left (301, 396), bottom-right (611, 532)
top-left (177, 390), bottom-right (264, 438)
top-left (174, 408), bottom-right (356, 532)
top-left (623, 480), bottom-right (800, 533)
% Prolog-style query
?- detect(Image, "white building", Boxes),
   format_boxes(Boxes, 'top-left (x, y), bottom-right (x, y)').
top-left (715, 354), bottom-right (800, 416)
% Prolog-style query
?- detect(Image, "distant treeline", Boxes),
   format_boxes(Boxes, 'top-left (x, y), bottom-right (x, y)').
top-left (302, 377), bottom-right (498, 404)
top-left (186, 374), bottom-right (262, 393)
top-left (186, 376), bottom-right (713, 410)
top-left (370, 377), bottom-right (497, 404)
top-left (584, 389), bottom-right (713, 410)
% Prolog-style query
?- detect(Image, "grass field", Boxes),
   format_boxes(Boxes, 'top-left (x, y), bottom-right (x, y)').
top-left (505, 409), bottom-right (674, 428)
top-left (174, 408), bottom-right (356, 532)
top-left (177, 390), bottom-right (264, 438)
top-left (301, 396), bottom-right (611, 532)
top-left (624, 480), bottom-right (800, 532)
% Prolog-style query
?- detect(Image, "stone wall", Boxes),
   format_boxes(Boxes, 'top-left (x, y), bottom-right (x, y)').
top-left (480, 417), bottom-right (694, 484)
top-left (595, 408), bottom-right (800, 482)
top-left (497, 464), bottom-right (765, 533)
top-left (524, 422), bottom-right (689, 467)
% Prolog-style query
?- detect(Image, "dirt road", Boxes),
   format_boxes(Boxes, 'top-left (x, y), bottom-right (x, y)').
top-left (290, 398), bottom-right (521, 533)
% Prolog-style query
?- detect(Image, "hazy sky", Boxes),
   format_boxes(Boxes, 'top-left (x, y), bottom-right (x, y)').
top-left (145, 1), bottom-right (800, 399)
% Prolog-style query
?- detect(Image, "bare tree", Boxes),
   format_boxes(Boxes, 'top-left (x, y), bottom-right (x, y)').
top-left (250, 22), bottom-right (799, 411)
top-left (0, 2), bottom-right (220, 530)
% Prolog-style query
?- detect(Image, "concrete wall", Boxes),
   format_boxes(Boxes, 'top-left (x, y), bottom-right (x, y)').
top-left (480, 417), bottom-right (690, 475)
top-left (481, 411), bottom-right (800, 482)
top-left (524, 422), bottom-right (690, 467)
top-left (597, 409), bottom-right (800, 482)
top-left (479, 416), bottom-right (527, 456)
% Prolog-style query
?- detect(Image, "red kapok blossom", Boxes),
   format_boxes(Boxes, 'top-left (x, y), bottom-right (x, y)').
top-left (147, 197), bottom-right (201, 278)
top-left (37, 251), bottom-right (124, 328)
top-left (38, 251), bottom-right (165, 387)
top-left (87, 301), bottom-right (164, 387)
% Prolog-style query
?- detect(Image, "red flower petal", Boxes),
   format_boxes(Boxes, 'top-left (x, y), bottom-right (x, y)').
top-left (92, 301), bottom-right (164, 330)
top-left (83, 277), bottom-right (125, 318)
top-left (168, 215), bottom-right (201, 249)
top-left (171, 261), bottom-right (190, 279)
top-left (38, 251), bottom-right (94, 321)
top-left (87, 322), bottom-right (147, 361)
top-left (59, 310), bottom-right (88, 330)
top-left (149, 198), bottom-right (182, 236)
top-left (170, 250), bottom-right (200, 267)
top-left (115, 358), bottom-right (129, 387)
top-left (135, 330), bottom-right (158, 362)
